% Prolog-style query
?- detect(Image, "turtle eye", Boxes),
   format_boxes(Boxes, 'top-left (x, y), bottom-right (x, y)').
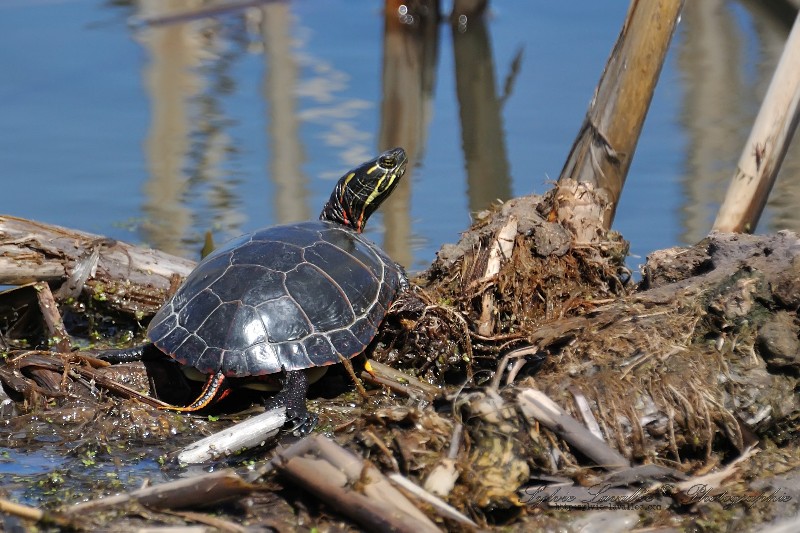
top-left (378, 154), bottom-right (396, 169)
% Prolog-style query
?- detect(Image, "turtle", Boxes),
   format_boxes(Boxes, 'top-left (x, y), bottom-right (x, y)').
top-left (101, 147), bottom-right (408, 434)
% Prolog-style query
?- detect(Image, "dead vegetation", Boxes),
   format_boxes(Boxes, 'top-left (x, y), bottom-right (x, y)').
top-left (2, 203), bottom-right (800, 531)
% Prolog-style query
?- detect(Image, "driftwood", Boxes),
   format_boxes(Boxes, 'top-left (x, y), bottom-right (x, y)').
top-left (175, 406), bottom-right (287, 464)
top-left (70, 468), bottom-right (257, 513)
top-left (0, 214), bottom-right (195, 316)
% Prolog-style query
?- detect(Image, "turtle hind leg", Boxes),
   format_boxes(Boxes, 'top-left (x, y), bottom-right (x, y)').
top-left (265, 370), bottom-right (317, 436)
top-left (160, 371), bottom-right (231, 412)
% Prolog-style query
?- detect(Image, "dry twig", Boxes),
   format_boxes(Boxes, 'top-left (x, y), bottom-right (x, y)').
top-left (517, 388), bottom-right (630, 470)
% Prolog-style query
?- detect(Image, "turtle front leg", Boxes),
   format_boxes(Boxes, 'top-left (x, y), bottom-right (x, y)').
top-left (265, 370), bottom-right (317, 436)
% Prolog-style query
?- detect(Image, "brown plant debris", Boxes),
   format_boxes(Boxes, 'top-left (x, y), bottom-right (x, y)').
top-left (2, 208), bottom-right (800, 531)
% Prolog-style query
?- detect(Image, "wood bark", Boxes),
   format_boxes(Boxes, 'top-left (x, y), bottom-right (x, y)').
top-left (0, 215), bottom-right (195, 316)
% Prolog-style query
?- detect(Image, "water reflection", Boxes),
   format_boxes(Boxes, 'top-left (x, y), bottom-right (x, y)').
top-left (378, 0), bottom-right (440, 268)
top-left (134, 0), bottom-right (518, 266)
top-left (129, 0), bottom-right (800, 270)
top-left (451, 13), bottom-right (512, 214)
top-left (137, 0), bottom-right (246, 256)
top-left (258, 2), bottom-right (309, 224)
top-left (137, 0), bottom-right (202, 256)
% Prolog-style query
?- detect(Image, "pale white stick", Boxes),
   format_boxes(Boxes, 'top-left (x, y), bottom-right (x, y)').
top-left (176, 407), bottom-right (286, 464)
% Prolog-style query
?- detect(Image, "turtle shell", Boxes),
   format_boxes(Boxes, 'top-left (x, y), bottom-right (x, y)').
top-left (147, 220), bottom-right (404, 377)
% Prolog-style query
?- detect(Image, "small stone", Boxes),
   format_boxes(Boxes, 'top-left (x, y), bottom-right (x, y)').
top-left (756, 312), bottom-right (800, 371)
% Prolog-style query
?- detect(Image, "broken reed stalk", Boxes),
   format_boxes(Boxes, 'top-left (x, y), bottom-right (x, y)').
top-left (554, 0), bottom-right (684, 241)
top-left (362, 359), bottom-right (442, 401)
top-left (387, 472), bottom-right (478, 528)
top-left (517, 389), bottom-right (630, 470)
top-left (712, 11), bottom-right (800, 233)
top-left (477, 215), bottom-right (517, 336)
top-left (70, 469), bottom-right (255, 512)
top-left (272, 435), bottom-right (440, 533)
top-left (33, 282), bottom-right (71, 353)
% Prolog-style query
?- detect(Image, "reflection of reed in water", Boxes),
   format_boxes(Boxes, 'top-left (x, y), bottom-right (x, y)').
top-left (137, 0), bottom-right (246, 257)
top-left (451, 13), bottom-right (512, 215)
top-left (678, 0), bottom-right (800, 242)
top-left (137, 0), bottom-right (202, 256)
top-left (379, 1), bottom-right (440, 270)
top-left (259, 2), bottom-right (309, 225)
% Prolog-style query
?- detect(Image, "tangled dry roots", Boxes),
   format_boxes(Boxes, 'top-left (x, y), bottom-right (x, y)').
top-left (371, 195), bottom-right (630, 385)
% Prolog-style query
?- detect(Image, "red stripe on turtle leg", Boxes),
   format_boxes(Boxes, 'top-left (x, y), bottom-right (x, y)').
top-left (160, 371), bottom-right (229, 412)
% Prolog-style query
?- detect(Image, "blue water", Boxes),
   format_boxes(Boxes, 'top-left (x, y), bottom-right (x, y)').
top-left (0, 447), bottom-right (64, 476)
top-left (0, 1), bottom-right (797, 272)
top-left (0, 445), bottom-right (167, 507)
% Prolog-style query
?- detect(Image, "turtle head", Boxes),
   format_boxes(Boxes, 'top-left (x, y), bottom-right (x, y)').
top-left (320, 147), bottom-right (407, 232)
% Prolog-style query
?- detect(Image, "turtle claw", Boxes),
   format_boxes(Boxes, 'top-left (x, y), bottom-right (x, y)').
top-left (265, 398), bottom-right (317, 436)
top-left (286, 409), bottom-right (318, 436)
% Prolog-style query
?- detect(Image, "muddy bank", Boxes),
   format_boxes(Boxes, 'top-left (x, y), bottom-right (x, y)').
top-left (1, 205), bottom-right (799, 531)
